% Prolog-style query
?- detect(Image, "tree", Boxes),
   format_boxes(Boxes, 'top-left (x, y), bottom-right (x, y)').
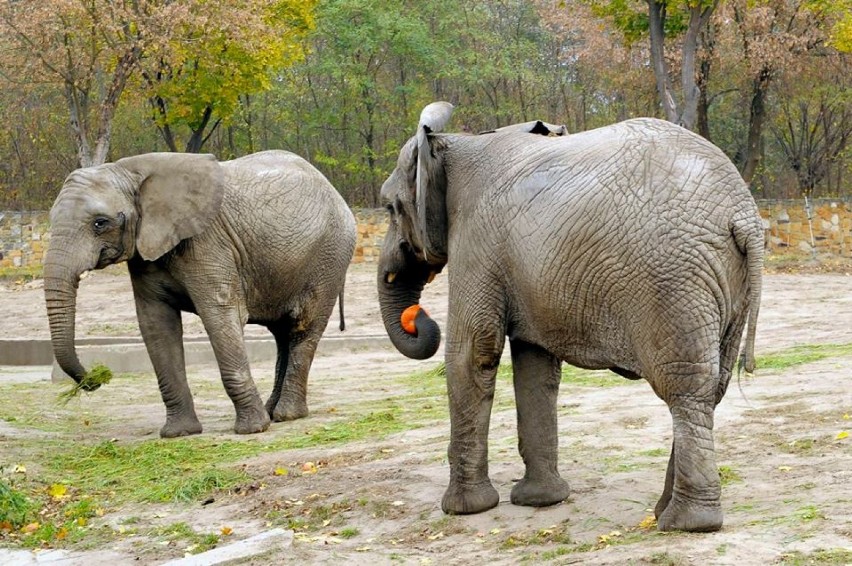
top-left (772, 56), bottom-right (852, 197)
top-left (585, 0), bottom-right (718, 131)
top-left (140, 0), bottom-right (316, 153)
top-left (0, 1), bottom-right (150, 167)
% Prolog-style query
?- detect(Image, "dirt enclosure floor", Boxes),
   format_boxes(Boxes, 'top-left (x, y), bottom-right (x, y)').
top-left (1, 262), bottom-right (851, 565)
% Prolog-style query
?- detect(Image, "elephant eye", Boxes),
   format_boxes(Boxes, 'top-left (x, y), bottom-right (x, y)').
top-left (92, 217), bottom-right (110, 232)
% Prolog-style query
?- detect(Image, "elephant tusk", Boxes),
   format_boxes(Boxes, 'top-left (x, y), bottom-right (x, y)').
top-left (386, 272), bottom-right (397, 284)
top-left (427, 271), bottom-right (436, 284)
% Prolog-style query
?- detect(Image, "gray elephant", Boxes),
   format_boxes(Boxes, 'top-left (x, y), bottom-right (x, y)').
top-left (45, 150), bottom-right (356, 438)
top-left (377, 102), bottom-right (763, 532)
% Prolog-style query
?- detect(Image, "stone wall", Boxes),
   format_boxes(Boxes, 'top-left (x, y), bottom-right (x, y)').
top-left (0, 211), bottom-right (50, 269)
top-left (761, 199), bottom-right (852, 256)
top-left (3, 200), bottom-right (852, 269)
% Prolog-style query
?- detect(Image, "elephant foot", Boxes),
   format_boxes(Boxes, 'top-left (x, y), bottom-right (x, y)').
top-left (441, 480), bottom-right (500, 515)
top-left (160, 415), bottom-right (203, 438)
top-left (654, 488), bottom-right (672, 519)
top-left (269, 396), bottom-right (308, 422)
top-left (510, 474), bottom-right (570, 507)
top-left (656, 493), bottom-right (723, 532)
top-left (234, 400), bottom-right (272, 435)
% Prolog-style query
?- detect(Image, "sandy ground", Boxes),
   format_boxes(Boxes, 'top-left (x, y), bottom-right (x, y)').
top-left (1, 263), bottom-right (851, 564)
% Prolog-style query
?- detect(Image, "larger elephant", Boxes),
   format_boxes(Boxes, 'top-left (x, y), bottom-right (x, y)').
top-left (45, 150), bottom-right (356, 438)
top-left (377, 102), bottom-right (763, 532)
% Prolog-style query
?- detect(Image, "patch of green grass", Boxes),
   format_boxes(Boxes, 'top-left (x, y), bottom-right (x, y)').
top-left (797, 505), bottom-right (825, 522)
top-left (562, 365), bottom-right (634, 387)
top-left (638, 448), bottom-right (668, 458)
top-left (0, 478), bottom-right (34, 528)
top-left (499, 523), bottom-right (574, 549)
top-left (0, 265), bottom-right (43, 282)
top-left (152, 522), bottom-right (220, 554)
top-left (46, 439), bottom-right (252, 504)
top-left (779, 548), bottom-right (852, 565)
top-left (647, 551), bottom-right (688, 565)
top-left (718, 465), bottom-right (743, 486)
top-left (781, 438), bottom-right (818, 455)
top-left (756, 343), bottom-right (852, 371)
top-left (338, 527), bottom-right (359, 539)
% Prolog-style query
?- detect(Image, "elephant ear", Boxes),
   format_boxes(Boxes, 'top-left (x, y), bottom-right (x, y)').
top-left (479, 120), bottom-right (568, 136)
top-left (415, 101), bottom-right (454, 260)
top-left (117, 153), bottom-right (225, 261)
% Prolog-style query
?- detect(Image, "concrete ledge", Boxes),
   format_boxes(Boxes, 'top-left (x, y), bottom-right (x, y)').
top-left (0, 334), bottom-right (393, 378)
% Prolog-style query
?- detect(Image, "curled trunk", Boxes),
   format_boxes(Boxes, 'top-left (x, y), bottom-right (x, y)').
top-left (377, 256), bottom-right (441, 360)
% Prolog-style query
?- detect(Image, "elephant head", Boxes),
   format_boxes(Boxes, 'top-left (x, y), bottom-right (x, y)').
top-left (44, 153), bottom-right (224, 387)
top-left (376, 102), bottom-right (455, 360)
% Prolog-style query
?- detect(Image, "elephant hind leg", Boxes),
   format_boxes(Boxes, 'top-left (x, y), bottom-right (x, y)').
top-left (509, 339), bottom-right (570, 507)
top-left (267, 320), bottom-right (325, 422)
top-left (264, 322), bottom-right (291, 417)
top-left (653, 361), bottom-right (723, 532)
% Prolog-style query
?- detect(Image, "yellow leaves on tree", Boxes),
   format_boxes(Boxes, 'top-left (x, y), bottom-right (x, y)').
top-left (143, 0), bottom-right (318, 145)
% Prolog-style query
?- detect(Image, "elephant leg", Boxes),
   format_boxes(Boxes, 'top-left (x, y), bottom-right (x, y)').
top-left (264, 322), bottom-right (290, 417)
top-left (655, 361), bottom-right (723, 532)
top-left (509, 339), bottom-right (570, 507)
top-left (441, 323), bottom-right (504, 515)
top-left (197, 305), bottom-right (270, 435)
top-left (267, 325), bottom-right (322, 422)
top-left (654, 439), bottom-right (675, 518)
top-left (133, 294), bottom-right (201, 438)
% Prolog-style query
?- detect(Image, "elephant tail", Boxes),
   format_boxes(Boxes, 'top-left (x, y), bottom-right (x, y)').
top-left (338, 286), bottom-right (346, 332)
top-left (735, 210), bottom-right (764, 375)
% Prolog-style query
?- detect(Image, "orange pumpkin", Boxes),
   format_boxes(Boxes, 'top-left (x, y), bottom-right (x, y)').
top-left (401, 304), bottom-right (428, 335)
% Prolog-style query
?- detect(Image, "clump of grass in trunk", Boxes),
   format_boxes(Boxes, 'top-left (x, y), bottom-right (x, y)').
top-left (57, 364), bottom-right (113, 403)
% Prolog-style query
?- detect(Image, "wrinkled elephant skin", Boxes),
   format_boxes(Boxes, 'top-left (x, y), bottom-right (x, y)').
top-left (377, 103), bottom-right (763, 532)
top-left (45, 151), bottom-right (356, 438)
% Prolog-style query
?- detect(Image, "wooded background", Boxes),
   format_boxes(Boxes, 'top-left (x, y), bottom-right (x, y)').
top-left (0, 0), bottom-right (849, 210)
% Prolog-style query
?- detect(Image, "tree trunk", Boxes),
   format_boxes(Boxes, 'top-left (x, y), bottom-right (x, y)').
top-left (647, 0), bottom-right (678, 123)
top-left (740, 67), bottom-right (772, 184)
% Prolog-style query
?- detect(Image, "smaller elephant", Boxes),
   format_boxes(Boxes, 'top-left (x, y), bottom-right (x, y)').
top-left (45, 150), bottom-right (356, 437)
top-left (378, 103), bottom-right (763, 532)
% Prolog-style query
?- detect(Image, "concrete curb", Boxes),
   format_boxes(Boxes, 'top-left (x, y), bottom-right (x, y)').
top-left (0, 334), bottom-right (393, 379)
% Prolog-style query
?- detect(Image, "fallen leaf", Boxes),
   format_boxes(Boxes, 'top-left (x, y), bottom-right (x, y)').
top-left (274, 467), bottom-right (288, 476)
top-left (21, 522), bottom-right (39, 533)
top-left (391, 500), bottom-right (405, 507)
top-left (0, 521), bottom-right (13, 532)
top-left (427, 532), bottom-right (444, 540)
top-left (322, 520), bottom-right (331, 527)
top-left (356, 546), bottom-right (372, 552)
top-left (221, 526), bottom-right (233, 536)
top-left (47, 484), bottom-right (67, 499)
top-left (778, 466), bottom-right (792, 471)
top-left (489, 528), bottom-right (501, 535)
top-left (13, 464), bottom-right (26, 474)
top-left (301, 462), bottom-right (318, 475)
top-left (76, 518), bottom-right (86, 527)
top-left (638, 515), bottom-right (657, 529)
top-left (843, 413), bottom-right (849, 420)
top-left (55, 527), bottom-right (68, 540)
top-left (381, 448), bottom-right (394, 454)
top-left (836, 431), bottom-right (849, 440)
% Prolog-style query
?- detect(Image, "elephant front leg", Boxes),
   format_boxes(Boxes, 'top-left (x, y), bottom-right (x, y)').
top-left (198, 304), bottom-right (270, 435)
top-left (442, 329), bottom-right (504, 515)
top-left (134, 295), bottom-right (201, 438)
top-left (655, 362), bottom-right (723, 532)
top-left (509, 339), bottom-right (570, 507)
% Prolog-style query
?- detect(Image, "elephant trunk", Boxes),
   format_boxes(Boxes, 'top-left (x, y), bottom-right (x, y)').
top-left (43, 244), bottom-right (89, 383)
top-left (377, 250), bottom-right (441, 360)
